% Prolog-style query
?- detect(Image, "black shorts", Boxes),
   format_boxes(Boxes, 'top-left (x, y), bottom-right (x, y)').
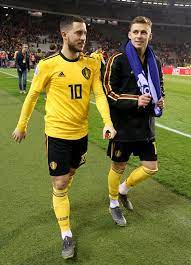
top-left (107, 140), bottom-right (157, 162)
top-left (46, 135), bottom-right (88, 176)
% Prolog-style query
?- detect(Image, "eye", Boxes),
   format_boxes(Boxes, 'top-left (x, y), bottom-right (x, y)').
top-left (76, 30), bottom-right (87, 36)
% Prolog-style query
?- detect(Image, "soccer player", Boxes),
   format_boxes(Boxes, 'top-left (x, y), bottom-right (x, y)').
top-left (104, 16), bottom-right (165, 226)
top-left (90, 48), bottom-right (105, 65)
top-left (91, 48), bottom-right (106, 80)
top-left (12, 16), bottom-right (116, 259)
top-left (15, 44), bottom-right (30, 94)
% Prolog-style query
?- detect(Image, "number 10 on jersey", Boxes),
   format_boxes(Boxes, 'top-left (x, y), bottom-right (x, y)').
top-left (69, 84), bottom-right (82, 99)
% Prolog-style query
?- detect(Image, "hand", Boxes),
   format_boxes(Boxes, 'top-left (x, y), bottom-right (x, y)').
top-left (103, 125), bottom-right (116, 139)
top-left (157, 97), bottom-right (165, 109)
top-left (12, 128), bottom-right (26, 143)
top-left (138, 94), bottom-right (151, 107)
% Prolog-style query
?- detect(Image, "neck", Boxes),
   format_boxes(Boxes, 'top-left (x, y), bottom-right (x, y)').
top-left (61, 46), bottom-right (79, 60)
top-left (137, 49), bottom-right (145, 63)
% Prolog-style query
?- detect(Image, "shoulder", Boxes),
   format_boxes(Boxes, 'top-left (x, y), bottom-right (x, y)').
top-left (35, 54), bottom-right (58, 74)
top-left (155, 56), bottom-right (161, 64)
top-left (81, 54), bottom-right (99, 68)
top-left (107, 52), bottom-right (125, 65)
top-left (82, 54), bottom-right (96, 61)
top-left (16, 51), bottom-right (22, 57)
top-left (106, 52), bottom-right (128, 70)
top-left (39, 52), bottom-right (60, 68)
top-left (42, 52), bottom-right (59, 61)
top-left (155, 56), bottom-right (162, 68)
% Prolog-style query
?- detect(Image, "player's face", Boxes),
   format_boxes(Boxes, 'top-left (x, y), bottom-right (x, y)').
top-left (64, 22), bottom-right (87, 53)
top-left (128, 23), bottom-right (152, 53)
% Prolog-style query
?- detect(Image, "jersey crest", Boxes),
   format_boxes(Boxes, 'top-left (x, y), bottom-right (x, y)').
top-left (82, 67), bottom-right (91, 80)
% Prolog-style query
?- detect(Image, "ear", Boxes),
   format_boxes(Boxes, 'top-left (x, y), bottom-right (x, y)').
top-left (128, 31), bottom-right (132, 40)
top-left (149, 32), bottom-right (152, 41)
top-left (61, 31), bottom-right (67, 39)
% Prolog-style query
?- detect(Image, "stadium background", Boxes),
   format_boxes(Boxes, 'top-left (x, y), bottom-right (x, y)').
top-left (0, 1), bottom-right (191, 265)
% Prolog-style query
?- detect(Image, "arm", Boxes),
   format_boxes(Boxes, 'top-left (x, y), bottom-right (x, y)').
top-left (100, 54), bottom-right (106, 65)
top-left (157, 59), bottom-right (165, 98)
top-left (156, 59), bottom-right (165, 109)
top-left (12, 90), bottom-right (40, 142)
top-left (92, 61), bottom-right (116, 139)
top-left (15, 52), bottom-right (21, 70)
top-left (104, 53), bottom-right (140, 110)
top-left (12, 61), bottom-right (49, 142)
top-left (27, 54), bottom-right (30, 71)
top-left (15, 90), bottom-right (40, 133)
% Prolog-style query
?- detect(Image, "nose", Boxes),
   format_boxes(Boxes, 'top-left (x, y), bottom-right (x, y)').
top-left (80, 33), bottom-right (86, 41)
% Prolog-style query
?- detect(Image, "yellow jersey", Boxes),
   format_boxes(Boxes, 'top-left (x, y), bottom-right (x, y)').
top-left (90, 51), bottom-right (104, 62)
top-left (16, 52), bottom-right (112, 140)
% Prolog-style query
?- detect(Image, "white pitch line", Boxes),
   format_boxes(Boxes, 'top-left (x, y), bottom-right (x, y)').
top-left (0, 70), bottom-right (32, 83)
top-left (1, 70), bottom-right (191, 139)
top-left (155, 122), bottom-right (191, 138)
top-left (90, 99), bottom-right (191, 139)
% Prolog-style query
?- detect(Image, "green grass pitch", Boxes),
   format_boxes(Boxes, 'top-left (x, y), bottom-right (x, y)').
top-left (0, 69), bottom-right (191, 265)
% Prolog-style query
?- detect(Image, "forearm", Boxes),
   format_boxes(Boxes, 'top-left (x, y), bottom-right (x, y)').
top-left (16, 90), bottom-right (40, 132)
top-left (95, 93), bottom-right (113, 126)
top-left (108, 92), bottom-right (138, 110)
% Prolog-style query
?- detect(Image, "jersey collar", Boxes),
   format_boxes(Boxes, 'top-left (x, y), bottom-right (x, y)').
top-left (59, 51), bottom-right (80, 62)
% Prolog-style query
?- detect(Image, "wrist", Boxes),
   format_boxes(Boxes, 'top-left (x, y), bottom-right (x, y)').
top-left (105, 122), bottom-right (113, 127)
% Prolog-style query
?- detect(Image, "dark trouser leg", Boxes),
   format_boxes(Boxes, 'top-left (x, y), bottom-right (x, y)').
top-left (23, 69), bottom-right (27, 91)
top-left (17, 69), bottom-right (22, 91)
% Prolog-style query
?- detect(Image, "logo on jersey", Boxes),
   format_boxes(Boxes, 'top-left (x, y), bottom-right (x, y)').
top-left (82, 67), bottom-right (91, 80)
top-left (50, 161), bottom-right (57, 170)
top-left (58, 72), bottom-right (65, 77)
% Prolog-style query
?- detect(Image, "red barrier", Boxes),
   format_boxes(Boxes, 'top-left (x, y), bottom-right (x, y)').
top-left (162, 66), bottom-right (191, 75)
top-left (162, 67), bottom-right (173, 74)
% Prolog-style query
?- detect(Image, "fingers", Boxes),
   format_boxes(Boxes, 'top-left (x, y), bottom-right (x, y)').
top-left (110, 128), bottom-right (117, 139)
top-left (104, 130), bottom-right (111, 139)
top-left (12, 133), bottom-right (21, 143)
top-left (12, 130), bottom-right (25, 143)
top-left (12, 133), bottom-right (19, 142)
top-left (157, 98), bottom-right (165, 109)
top-left (138, 94), bottom-right (151, 107)
top-left (103, 126), bottom-right (117, 139)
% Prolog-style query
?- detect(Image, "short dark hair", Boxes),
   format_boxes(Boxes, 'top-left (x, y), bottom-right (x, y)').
top-left (60, 16), bottom-right (85, 31)
top-left (129, 16), bottom-right (152, 30)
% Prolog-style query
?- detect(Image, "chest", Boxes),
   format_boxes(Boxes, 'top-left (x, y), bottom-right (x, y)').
top-left (118, 58), bottom-right (148, 94)
top-left (51, 63), bottom-right (93, 87)
top-left (48, 62), bottom-right (93, 100)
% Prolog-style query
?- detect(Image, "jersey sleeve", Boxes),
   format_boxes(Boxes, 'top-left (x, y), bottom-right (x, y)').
top-left (30, 60), bottom-right (50, 92)
top-left (91, 61), bottom-right (113, 126)
top-left (16, 90), bottom-right (40, 132)
top-left (16, 60), bottom-right (50, 132)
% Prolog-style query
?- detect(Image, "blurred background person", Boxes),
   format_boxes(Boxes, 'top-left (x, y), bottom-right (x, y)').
top-left (45, 43), bottom-right (58, 57)
top-left (15, 44), bottom-right (30, 94)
